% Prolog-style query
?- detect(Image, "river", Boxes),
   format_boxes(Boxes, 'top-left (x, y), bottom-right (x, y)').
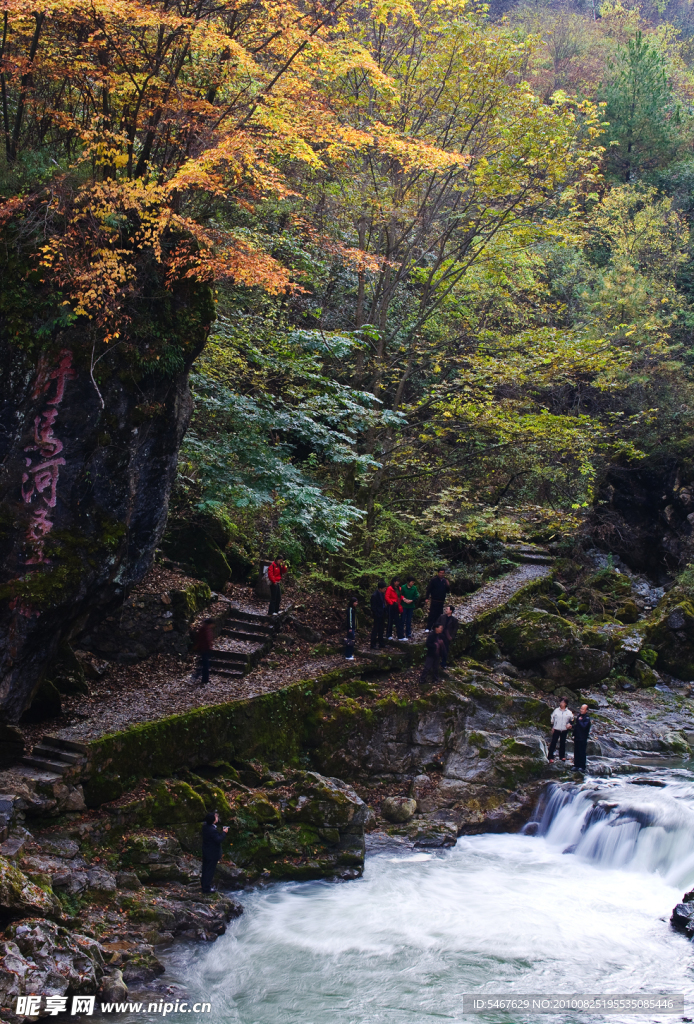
top-left (116, 768), bottom-right (694, 1024)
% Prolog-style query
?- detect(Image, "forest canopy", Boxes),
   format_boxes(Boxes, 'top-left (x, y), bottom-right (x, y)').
top-left (2, 0), bottom-right (694, 592)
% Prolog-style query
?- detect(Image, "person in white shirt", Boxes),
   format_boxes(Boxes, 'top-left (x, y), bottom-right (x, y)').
top-left (548, 699), bottom-right (574, 762)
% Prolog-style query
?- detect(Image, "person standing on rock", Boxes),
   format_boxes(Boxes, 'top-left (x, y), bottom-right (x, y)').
top-left (267, 555), bottom-right (288, 615)
top-left (425, 568), bottom-right (450, 630)
top-left (436, 605), bottom-right (459, 669)
top-left (548, 698), bottom-right (574, 762)
top-left (419, 623), bottom-right (445, 687)
top-left (401, 576), bottom-right (420, 640)
top-left (345, 597), bottom-right (358, 660)
top-left (370, 580), bottom-right (387, 649)
top-left (572, 704), bottom-right (591, 772)
top-left (385, 576), bottom-right (405, 641)
top-left (191, 618), bottom-right (215, 687)
top-left (201, 810), bottom-right (229, 893)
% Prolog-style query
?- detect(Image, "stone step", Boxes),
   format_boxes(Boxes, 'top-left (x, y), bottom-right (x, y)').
top-left (32, 744), bottom-right (82, 765)
top-left (21, 755), bottom-right (70, 775)
top-left (210, 650), bottom-right (249, 664)
top-left (225, 617), bottom-right (276, 635)
top-left (221, 628), bottom-right (270, 644)
top-left (42, 734), bottom-right (88, 755)
top-left (227, 608), bottom-right (278, 626)
top-left (210, 665), bottom-right (246, 679)
top-left (519, 554), bottom-right (554, 565)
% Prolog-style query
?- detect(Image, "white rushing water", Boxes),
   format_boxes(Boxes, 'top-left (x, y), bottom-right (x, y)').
top-left (118, 771), bottom-right (694, 1024)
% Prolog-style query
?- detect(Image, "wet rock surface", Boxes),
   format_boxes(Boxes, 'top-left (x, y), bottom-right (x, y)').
top-left (0, 818), bottom-right (243, 1016)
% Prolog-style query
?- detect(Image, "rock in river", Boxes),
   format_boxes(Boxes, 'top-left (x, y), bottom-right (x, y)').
top-left (381, 797), bottom-right (417, 823)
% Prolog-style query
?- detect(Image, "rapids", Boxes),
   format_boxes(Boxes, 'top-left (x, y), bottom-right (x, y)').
top-left (114, 770), bottom-right (694, 1024)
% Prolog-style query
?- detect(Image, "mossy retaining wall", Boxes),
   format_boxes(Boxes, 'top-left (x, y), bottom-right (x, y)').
top-left (82, 657), bottom-right (407, 806)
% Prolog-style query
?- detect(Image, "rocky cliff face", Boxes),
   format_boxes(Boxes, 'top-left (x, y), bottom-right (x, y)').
top-left (0, 278), bottom-right (214, 722)
top-left (591, 463), bottom-right (694, 576)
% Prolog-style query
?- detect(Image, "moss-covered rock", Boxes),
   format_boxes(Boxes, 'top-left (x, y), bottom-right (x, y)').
top-left (381, 797), bottom-right (417, 823)
top-left (553, 685), bottom-right (580, 702)
top-left (470, 635), bottom-right (501, 661)
top-left (108, 780), bottom-right (206, 828)
top-left (586, 569), bottom-right (632, 597)
top-left (496, 611), bottom-right (578, 666)
top-left (615, 600), bottom-right (639, 624)
top-left (645, 592), bottom-right (694, 680)
top-left (541, 647), bottom-right (611, 687)
top-left (0, 856), bottom-right (62, 920)
top-left (633, 659), bottom-right (659, 688)
top-left (163, 512), bottom-right (253, 589)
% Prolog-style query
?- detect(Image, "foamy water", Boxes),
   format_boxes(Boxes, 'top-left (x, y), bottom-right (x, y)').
top-left (116, 771), bottom-right (694, 1024)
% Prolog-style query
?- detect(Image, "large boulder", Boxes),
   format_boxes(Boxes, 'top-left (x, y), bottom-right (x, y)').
top-left (106, 780), bottom-right (206, 828)
top-left (0, 857), bottom-right (62, 920)
top-left (227, 771), bottom-right (369, 880)
top-left (645, 592), bottom-right (694, 680)
top-left (671, 897), bottom-right (694, 937)
top-left (496, 612), bottom-right (578, 666)
top-left (541, 648), bottom-right (612, 687)
top-left (162, 512), bottom-right (253, 589)
top-left (381, 797), bottom-right (417, 823)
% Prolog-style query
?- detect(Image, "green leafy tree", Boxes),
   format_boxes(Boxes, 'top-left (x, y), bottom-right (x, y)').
top-left (601, 32), bottom-right (690, 181)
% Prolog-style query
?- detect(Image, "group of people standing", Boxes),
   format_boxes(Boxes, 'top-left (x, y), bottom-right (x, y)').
top-left (548, 699), bottom-right (592, 771)
top-left (345, 568), bottom-right (458, 686)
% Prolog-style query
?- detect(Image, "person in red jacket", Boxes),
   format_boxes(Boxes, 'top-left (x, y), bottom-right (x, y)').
top-left (384, 576), bottom-right (404, 641)
top-left (267, 556), bottom-right (288, 615)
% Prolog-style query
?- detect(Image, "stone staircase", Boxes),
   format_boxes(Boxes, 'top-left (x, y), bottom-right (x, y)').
top-left (503, 543), bottom-right (554, 567)
top-left (0, 735), bottom-right (89, 840)
top-left (21, 735), bottom-right (87, 776)
top-left (209, 605), bottom-right (288, 680)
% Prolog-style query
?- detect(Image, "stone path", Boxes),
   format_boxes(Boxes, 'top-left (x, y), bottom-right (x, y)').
top-left (455, 563), bottom-right (551, 622)
top-left (402, 563), bottom-right (552, 645)
top-left (17, 563), bottom-right (552, 750)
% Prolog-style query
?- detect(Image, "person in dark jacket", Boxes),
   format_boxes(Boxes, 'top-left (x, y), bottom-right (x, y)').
top-left (572, 704), bottom-right (591, 772)
top-left (191, 618), bottom-right (214, 687)
top-left (370, 581), bottom-right (387, 649)
top-left (345, 597), bottom-right (358, 660)
top-left (425, 568), bottom-right (450, 630)
top-left (419, 624), bottom-right (444, 687)
top-left (267, 556), bottom-right (288, 615)
top-left (436, 605), bottom-right (459, 669)
top-left (201, 810), bottom-right (228, 893)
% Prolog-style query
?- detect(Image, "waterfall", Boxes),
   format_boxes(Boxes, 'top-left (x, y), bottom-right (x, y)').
top-left (109, 768), bottom-right (694, 1024)
top-left (527, 774), bottom-right (694, 889)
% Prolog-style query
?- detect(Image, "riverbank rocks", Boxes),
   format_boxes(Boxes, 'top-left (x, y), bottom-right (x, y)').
top-left (225, 771), bottom-right (368, 881)
top-left (104, 768), bottom-right (369, 883)
top-left (0, 918), bottom-right (105, 1007)
top-left (671, 891), bottom-right (694, 937)
top-left (0, 856), bottom-right (62, 921)
top-left (496, 612), bottom-right (578, 666)
top-left (381, 797), bottom-right (417, 823)
top-left (118, 834), bottom-right (200, 885)
top-left (99, 968), bottom-right (128, 1002)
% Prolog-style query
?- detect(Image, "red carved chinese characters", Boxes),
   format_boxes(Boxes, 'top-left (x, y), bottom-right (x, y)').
top-left (22, 350), bottom-right (76, 564)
